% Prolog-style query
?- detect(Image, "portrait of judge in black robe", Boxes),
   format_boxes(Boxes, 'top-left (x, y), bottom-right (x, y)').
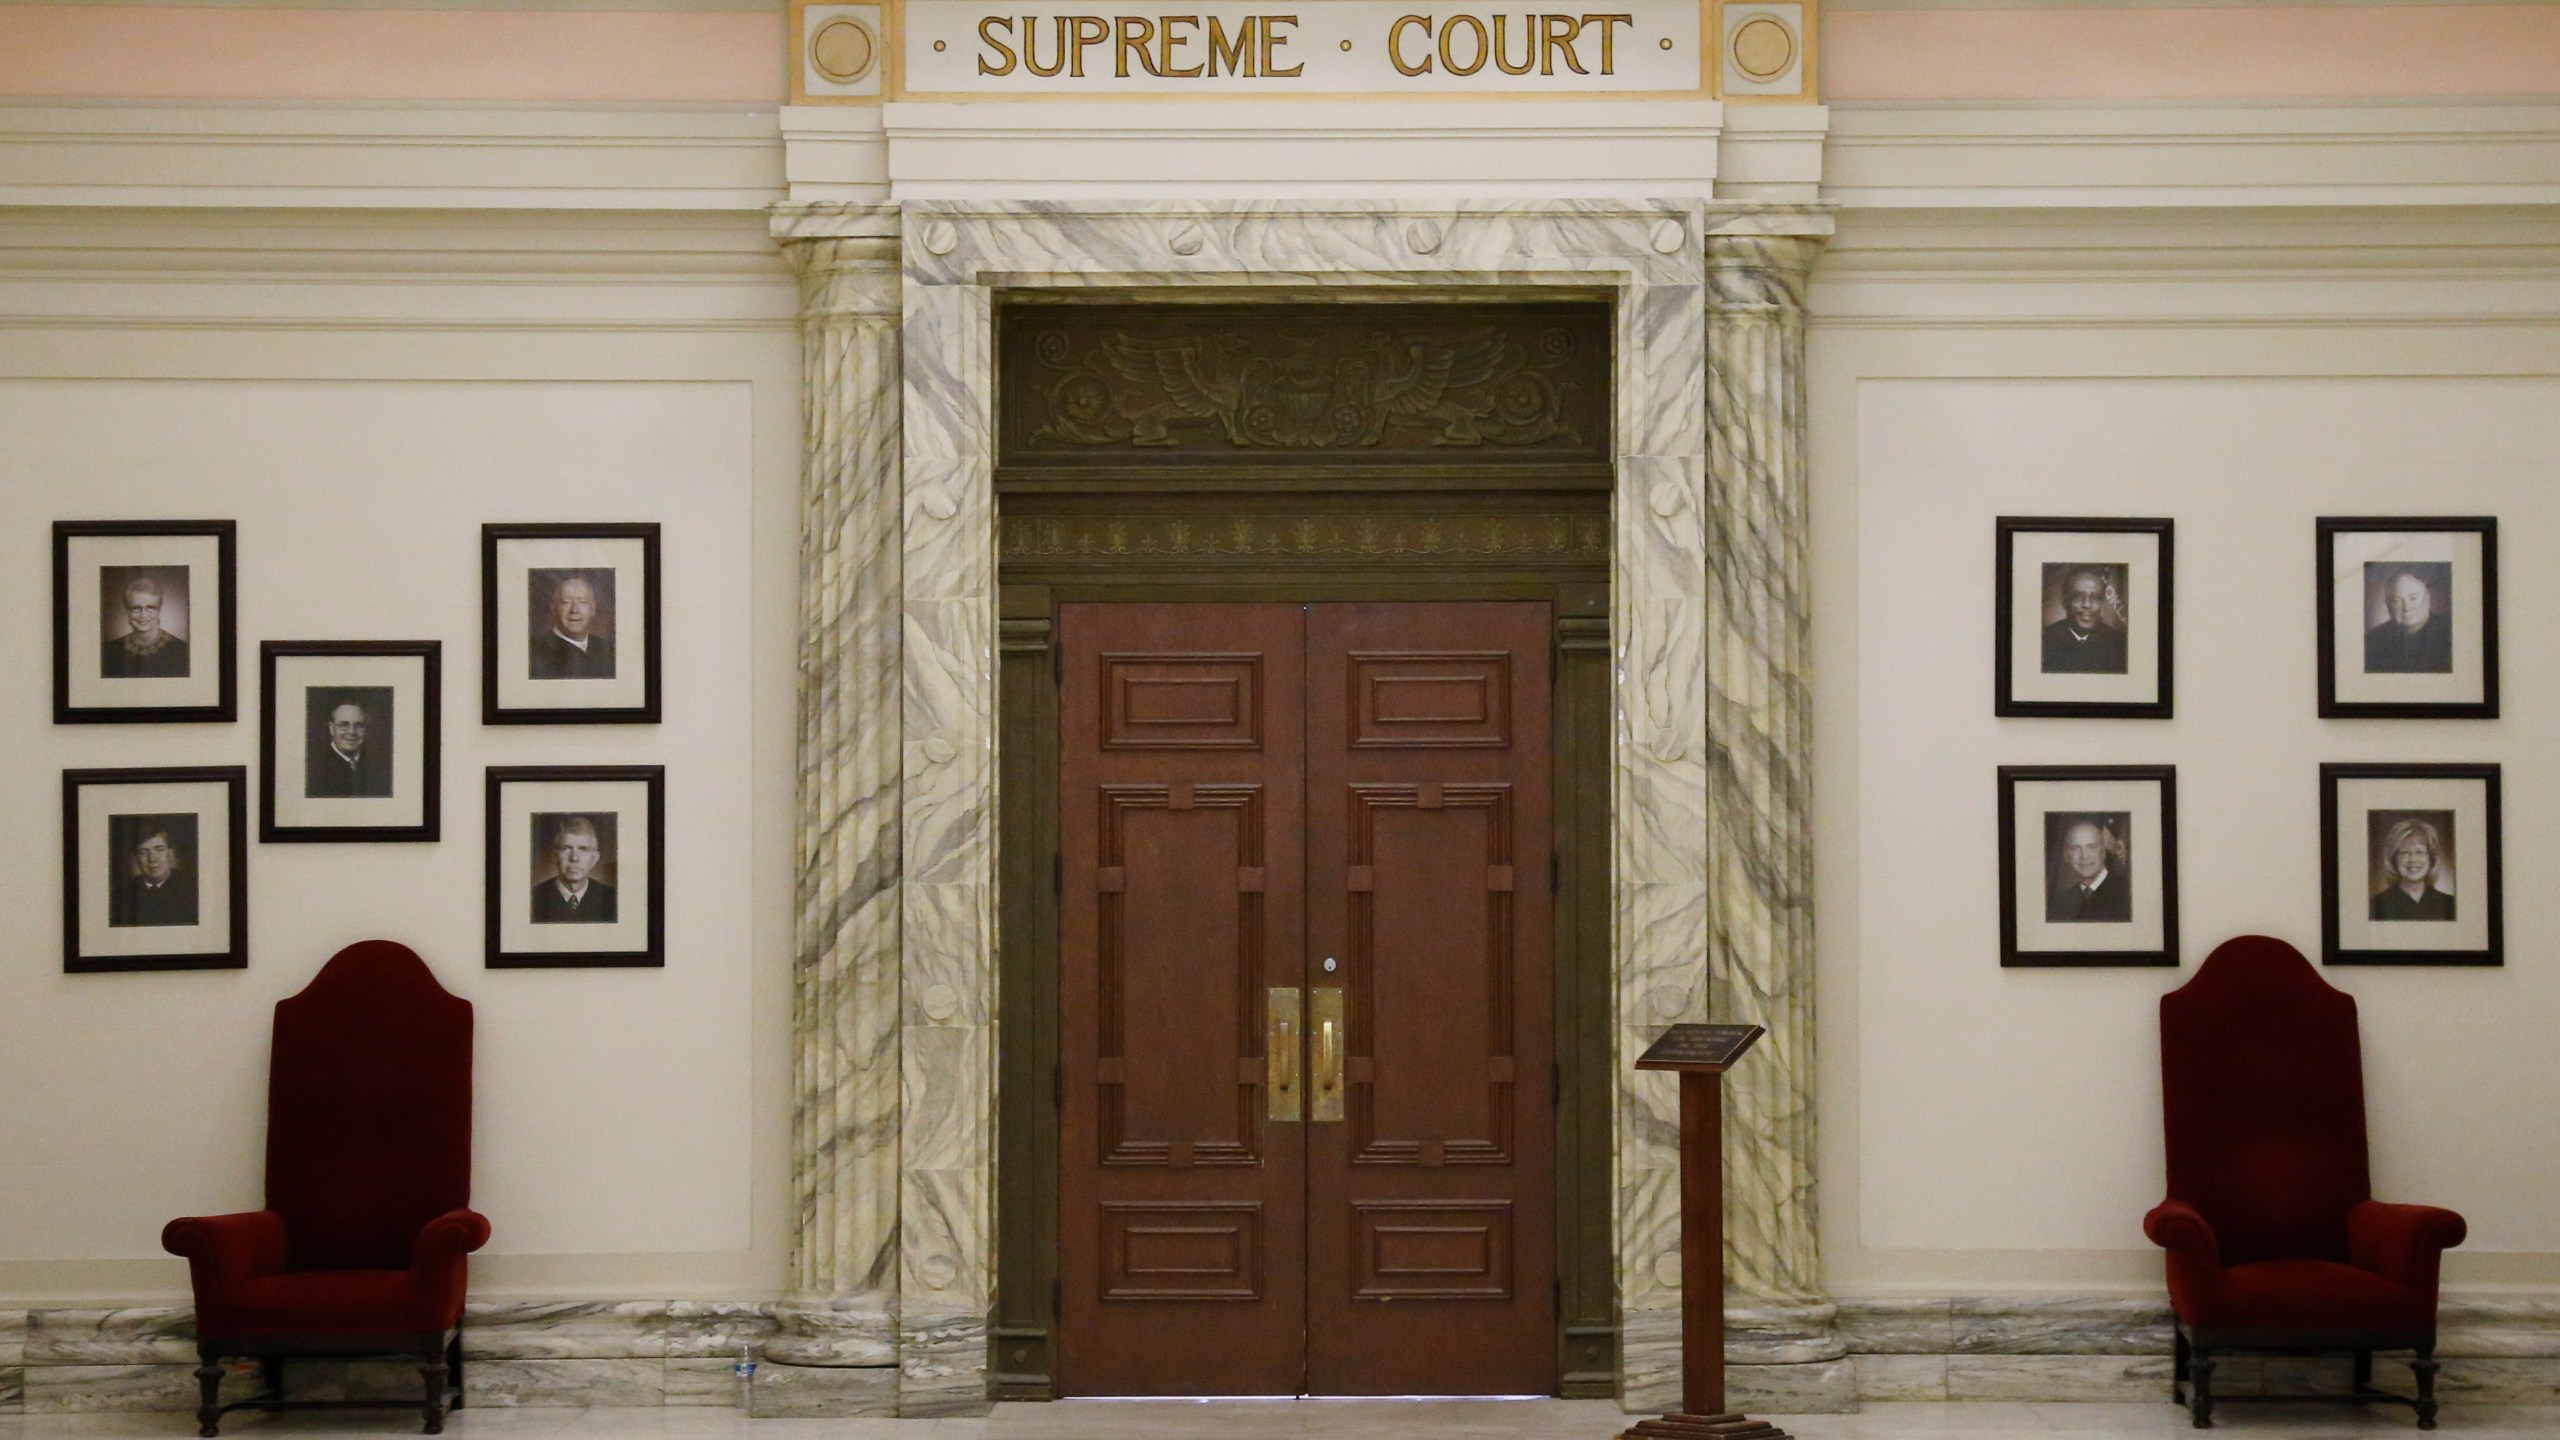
top-left (2368, 811), bottom-right (2456, 922)
top-left (303, 687), bottom-right (394, 799)
top-left (98, 569), bottom-right (192, 679)
top-left (527, 569), bottom-right (616, 680)
top-left (531, 812), bottom-right (618, 924)
top-left (108, 814), bottom-right (199, 928)
top-left (2362, 564), bottom-right (2453, 674)
top-left (2045, 812), bottom-right (2133, 924)
top-left (2040, 564), bottom-right (2130, 675)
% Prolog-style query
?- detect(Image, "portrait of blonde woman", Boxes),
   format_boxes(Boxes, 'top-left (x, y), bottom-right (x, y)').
top-left (2368, 811), bottom-right (2456, 922)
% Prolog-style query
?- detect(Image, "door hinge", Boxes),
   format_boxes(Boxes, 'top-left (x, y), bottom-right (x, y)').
top-left (1052, 1279), bottom-right (1062, 1319)
top-left (1551, 853), bottom-right (1561, 895)
top-left (1052, 853), bottom-right (1062, 895)
top-left (1053, 1061), bottom-right (1063, 1111)
top-left (1554, 1277), bottom-right (1564, 1316)
top-left (1553, 1060), bottom-right (1563, 1108)
top-left (1052, 644), bottom-right (1062, 683)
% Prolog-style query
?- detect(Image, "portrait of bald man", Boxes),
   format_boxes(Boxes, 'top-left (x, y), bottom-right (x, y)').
top-left (2363, 563), bottom-right (2453, 674)
top-left (528, 569), bottom-right (617, 680)
top-left (2046, 812), bottom-right (2133, 924)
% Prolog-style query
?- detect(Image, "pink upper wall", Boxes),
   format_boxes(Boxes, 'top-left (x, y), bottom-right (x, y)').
top-left (1826, 5), bottom-right (2560, 102)
top-left (0, 6), bottom-right (784, 103)
top-left (0, 2), bottom-right (2552, 106)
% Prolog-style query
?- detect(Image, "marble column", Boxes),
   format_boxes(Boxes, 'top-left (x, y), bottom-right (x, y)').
top-left (1702, 218), bottom-right (1846, 1411)
top-left (761, 202), bottom-right (905, 1419)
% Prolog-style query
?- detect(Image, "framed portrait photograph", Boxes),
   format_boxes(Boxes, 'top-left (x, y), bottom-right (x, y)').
top-left (60, 766), bottom-right (248, 972)
top-left (482, 523), bottom-right (661, 725)
top-left (260, 641), bottom-right (442, 843)
top-left (1994, 518), bottom-right (2173, 719)
top-left (2317, 517), bottom-right (2497, 719)
top-left (2322, 763), bottom-right (2501, 966)
top-left (485, 766), bottom-right (665, 968)
top-left (52, 520), bottom-right (238, 724)
top-left (1998, 765), bottom-right (2180, 967)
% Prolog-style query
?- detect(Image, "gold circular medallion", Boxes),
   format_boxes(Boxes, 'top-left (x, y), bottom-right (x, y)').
top-left (809, 16), bottom-right (878, 84)
top-left (1730, 15), bottom-right (1796, 80)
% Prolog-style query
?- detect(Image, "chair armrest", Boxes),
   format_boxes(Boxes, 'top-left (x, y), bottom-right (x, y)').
top-left (2350, 1199), bottom-right (2467, 1293)
top-left (161, 1210), bottom-right (289, 1289)
top-left (410, 1208), bottom-right (492, 1290)
top-left (2144, 1199), bottom-right (2225, 1304)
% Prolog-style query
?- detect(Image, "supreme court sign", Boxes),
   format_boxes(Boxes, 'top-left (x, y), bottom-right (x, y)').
top-left (892, 0), bottom-right (1707, 94)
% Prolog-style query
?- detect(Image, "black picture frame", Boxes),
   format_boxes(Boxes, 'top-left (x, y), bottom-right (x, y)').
top-left (61, 766), bottom-right (249, 973)
top-left (2316, 517), bottom-right (2498, 719)
top-left (1993, 517), bottom-right (2174, 719)
top-left (259, 641), bottom-right (443, 843)
top-left (2321, 762), bottom-right (2502, 967)
top-left (482, 523), bottom-right (662, 725)
top-left (484, 765), bottom-right (666, 969)
top-left (52, 520), bottom-right (239, 724)
top-left (1998, 764), bottom-right (2180, 967)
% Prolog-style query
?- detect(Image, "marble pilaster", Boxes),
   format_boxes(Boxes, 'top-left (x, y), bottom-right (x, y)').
top-left (769, 201), bottom-right (908, 1393)
top-left (1697, 215), bottom-right (1842, 1408)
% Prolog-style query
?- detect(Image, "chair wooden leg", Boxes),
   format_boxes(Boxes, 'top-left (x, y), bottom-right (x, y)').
top-left (420, 1348), bottom-right (449, 1435)
top-left (2173, 1326), bottom-right (2190, 1406)
top-left (448, 1332), bottom-right (467, 1411)
top-left (2413, 1343), bottom-right (2440, 1430)
top-left (2189, 1345), bottom-right (2216, 1428)
top-left (194, 1349), bottom-right (225, 1438)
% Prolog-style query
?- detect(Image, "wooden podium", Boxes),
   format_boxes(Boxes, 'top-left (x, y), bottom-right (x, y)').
top-left (1614, 1024), bottom-right (1792, 1440)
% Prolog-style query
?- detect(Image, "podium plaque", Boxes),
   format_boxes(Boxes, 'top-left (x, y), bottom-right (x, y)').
top-left (1616, 1024), bottom-right (1791, 1440)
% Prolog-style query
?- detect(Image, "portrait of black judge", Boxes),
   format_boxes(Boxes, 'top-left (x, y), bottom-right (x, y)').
top-left (530, 811), bottom-right (618, 924)
top-left (2367, 809), bottom-right (2457, 922)
top-left (107, 812), bottom-right (199, 928)
top-left (2038, 562), bottom-right (2130, 675)
top-left (2044, 811), bottom-right (2133, 924)
top-left (2362, 562), bottom-right (2453, 674)
top-left (302, 685), bottom-right (394, 799)
top-left (526, 568), bottom-right (617, 681)
top-left (97, 566), bottom-right (192, 679)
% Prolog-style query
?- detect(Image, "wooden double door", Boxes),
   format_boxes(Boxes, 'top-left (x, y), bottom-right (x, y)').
top-left (1055, 601), bottom-right (1557, 1397)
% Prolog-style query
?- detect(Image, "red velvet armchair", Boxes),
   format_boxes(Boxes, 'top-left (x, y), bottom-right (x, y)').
top-left (2145, 935), bottom-right (2465, 1429)
top-left (163, 941), bottom-right (490, 1436)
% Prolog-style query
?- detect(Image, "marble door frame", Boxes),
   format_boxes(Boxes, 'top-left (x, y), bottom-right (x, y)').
top-left (770, 198), bottom-right (1834, 1415)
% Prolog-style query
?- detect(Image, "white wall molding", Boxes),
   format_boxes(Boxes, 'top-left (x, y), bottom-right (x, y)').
top-left (1825, 102), bottom-right (2560, 210)
top-left (876, 99), bottom-right (1731, 200)
top-left (0, 103), bottom-right (787, 211)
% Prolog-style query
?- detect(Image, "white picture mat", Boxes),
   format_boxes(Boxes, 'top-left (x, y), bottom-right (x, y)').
top-left (2011, 776), bottom-right (2169, 954)
top-left (75, 778), bottom-right (235, 958)
top-left (269, 652), bottom-right (428, 830)
top-left (492, 534), bottom-right (649, 713)
top-left (2333, 773), bottom-right (2493, 954)
top-left (2005, 529), bottom-right (2162, 706)
top-left (62, 532), bottom-right (224, 712)
top-left (495, 776), bottom-right (654, 955)
top-left (2330, 528), bottom-right (2487, 705)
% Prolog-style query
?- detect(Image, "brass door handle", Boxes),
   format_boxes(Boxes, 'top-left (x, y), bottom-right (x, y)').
top-left (1311, 985), bottom-right (1345, 1122)
top-left (1266, 986), bottom-right (1302, 1122)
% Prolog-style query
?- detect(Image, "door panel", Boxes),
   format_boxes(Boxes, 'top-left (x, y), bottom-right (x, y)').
top-left (1058, 604), bottom-right (1307, 1396)
top-left (1058, 601), bottom-right (1554, 1398)
top-left (1306, 604), bottom-right (1556, 1396)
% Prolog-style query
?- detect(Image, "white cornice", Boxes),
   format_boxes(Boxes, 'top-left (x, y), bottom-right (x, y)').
top-left (1825, 102), bottom-right (2560, 210)
top-left (0, 102), bottom-right (788, 210)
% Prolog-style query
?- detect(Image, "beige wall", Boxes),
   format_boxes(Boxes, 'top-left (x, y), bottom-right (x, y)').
top-left (0, 212), bottom-right (804, 1304)
top-left (1809, 209), bottom-right (2560, 1296)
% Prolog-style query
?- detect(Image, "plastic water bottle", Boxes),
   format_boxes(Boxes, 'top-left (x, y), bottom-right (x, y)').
top-left (734, 1344), bottom-right (757, 1410)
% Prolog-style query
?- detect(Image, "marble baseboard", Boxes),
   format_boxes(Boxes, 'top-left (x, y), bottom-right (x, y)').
top-left (748, 1362), bottom-right (898, 1418)
top-left (465, 1357), bottom-right (666, 1408)
top-left (1944, 1355), bottom-right (2174, 1403)
top-left (22, 1363), bottom-right (256, 1414)
top-left (1727, 1358), bottom-right (1856, 1414)
top-left (2, 1365), bottom-right (23, 1414)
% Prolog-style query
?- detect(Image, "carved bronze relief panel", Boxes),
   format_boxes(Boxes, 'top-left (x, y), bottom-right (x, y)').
top-left (997, 301), bottom-right (1612, 474)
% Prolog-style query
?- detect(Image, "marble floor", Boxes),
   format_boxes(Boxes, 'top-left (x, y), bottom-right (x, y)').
top-left (6, 1403), bottom-right (2560, 1440)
